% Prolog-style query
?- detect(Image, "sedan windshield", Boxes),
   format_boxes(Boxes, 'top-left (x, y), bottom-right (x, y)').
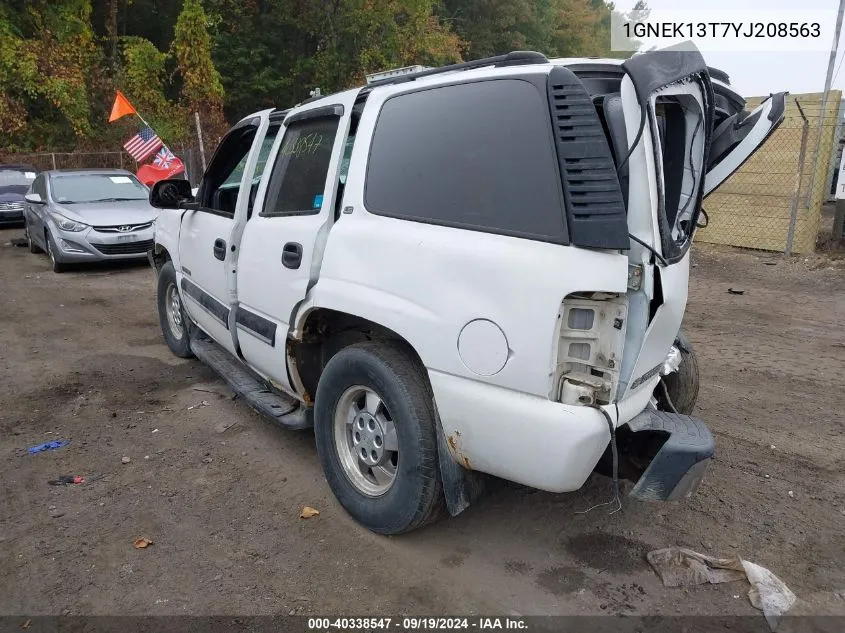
top-left (0, 169), bottom-right (37, 187)
top-left (51, 174), bottom-right (148, 204)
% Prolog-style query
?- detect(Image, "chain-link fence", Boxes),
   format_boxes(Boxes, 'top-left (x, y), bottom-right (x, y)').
top-left (0, 146), bottom-right (204, 187)
top-left (697, 91), bottom-right (842, 255)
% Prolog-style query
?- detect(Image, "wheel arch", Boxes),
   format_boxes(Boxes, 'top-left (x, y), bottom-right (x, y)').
top-left (289, 307), bottom-right (426, 403)
top-left (290, 307), bottom-right (484, 518)
top-left (150, 243), bottom-right (172, 273)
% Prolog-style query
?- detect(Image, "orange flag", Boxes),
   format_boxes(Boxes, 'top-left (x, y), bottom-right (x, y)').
top-left (109, 91), bottom-right (137, 123)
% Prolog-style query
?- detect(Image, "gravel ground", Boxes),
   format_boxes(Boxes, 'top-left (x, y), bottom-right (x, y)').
top-left (1, 227), bottom-right (844, 624)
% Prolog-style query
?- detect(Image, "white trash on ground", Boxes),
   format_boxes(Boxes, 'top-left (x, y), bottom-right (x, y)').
top-left (647, 547), bottom-right (797, 630)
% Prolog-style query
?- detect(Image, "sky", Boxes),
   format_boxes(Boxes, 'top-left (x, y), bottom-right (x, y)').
top-left (616, 0), bottom-right (845, 98)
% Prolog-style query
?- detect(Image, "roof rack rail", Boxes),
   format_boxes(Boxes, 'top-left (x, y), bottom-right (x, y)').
top-left (366, 65), bottom-right (431, 84)
top-left (365, 50), bottom-right (549, 88)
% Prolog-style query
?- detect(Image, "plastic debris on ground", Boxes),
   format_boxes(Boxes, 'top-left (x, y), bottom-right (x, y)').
top-left (48, 475), bottom-right (84, 486)
top-left (647, 547), bottom-right (797, 630)
top-left (300, 506), bottom-right (320, 519)
top-left (28, 439), bottom-right (70, 454)
top-left (134, 537), bottom-right (153, 549)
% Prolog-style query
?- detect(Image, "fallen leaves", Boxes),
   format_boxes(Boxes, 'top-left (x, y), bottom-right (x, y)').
top-left (300, 506), bottom-right (320, 519)
top-left (134, 537), bottom-right (153, 549)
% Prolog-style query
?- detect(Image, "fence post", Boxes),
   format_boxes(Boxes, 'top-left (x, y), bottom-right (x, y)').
top-left (805, 0), bottom-right (845, 208)
top-left (51, 153), bottom-right (56, 170)
top-left (834, 200), bottom-right (845, 240)
top-left (786, 101), bottom-right (810, 257)
top-left (194, 111), bottom-right (207, 172)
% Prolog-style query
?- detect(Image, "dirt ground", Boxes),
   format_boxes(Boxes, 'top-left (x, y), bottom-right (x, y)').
top-left (1, 226), bottom-right (844, 623)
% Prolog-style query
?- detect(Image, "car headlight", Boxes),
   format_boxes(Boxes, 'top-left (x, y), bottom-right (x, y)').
top-left (50, 212), bottom-right (88, 232)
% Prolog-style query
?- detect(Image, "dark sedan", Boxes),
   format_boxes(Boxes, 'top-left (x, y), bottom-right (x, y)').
top-left (0, 164), bottom-right (38, 227)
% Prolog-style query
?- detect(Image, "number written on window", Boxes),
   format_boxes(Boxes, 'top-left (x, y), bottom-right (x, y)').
top-left (262, 117), bottom-right (340, 217)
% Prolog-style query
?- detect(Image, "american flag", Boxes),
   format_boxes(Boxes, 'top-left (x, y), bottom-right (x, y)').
top-left (123, 126), bottom-right (162, 162)
top-left (152, 147), bottom-right (176, 169)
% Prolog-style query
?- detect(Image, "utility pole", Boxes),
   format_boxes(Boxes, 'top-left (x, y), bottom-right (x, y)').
top-left (194, 111), bottom-right (207, 173)
top-left (805, 0), bottom-right (845, 213)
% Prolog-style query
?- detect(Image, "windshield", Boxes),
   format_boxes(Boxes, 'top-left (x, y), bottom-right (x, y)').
top-left (51, 174), bottom-right (148, 203)
top-left (0, 169), bottom-right (37, 187)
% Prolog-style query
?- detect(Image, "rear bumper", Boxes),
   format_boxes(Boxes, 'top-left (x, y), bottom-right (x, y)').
top-left (428, 370), bottom-right (657, 492)
top-left (626, 409), bottom-right (714, 501)
top-left (428, 370), bottom-right (713, 498)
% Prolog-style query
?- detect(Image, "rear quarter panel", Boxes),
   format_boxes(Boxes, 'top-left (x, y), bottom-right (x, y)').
top-left (299, 81), bottom-right (629, 397)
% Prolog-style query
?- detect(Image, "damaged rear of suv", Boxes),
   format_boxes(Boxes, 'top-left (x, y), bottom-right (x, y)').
top-left (149, 43), bottom-right (784, 534)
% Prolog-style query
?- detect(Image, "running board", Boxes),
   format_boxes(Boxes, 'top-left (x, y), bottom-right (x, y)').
top-left (190, 336), bottom-right (313, 430)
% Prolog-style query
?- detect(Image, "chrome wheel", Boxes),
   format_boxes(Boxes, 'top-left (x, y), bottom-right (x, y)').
top-left (165, 282), bottom-right (184, 339)
top-left (333, 386), bottom-right (399, 496)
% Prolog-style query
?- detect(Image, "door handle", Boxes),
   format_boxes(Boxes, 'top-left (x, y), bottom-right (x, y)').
top-left (213, 238), bottom-right (226, 261)
top-left (282, 242), bottom-right (303, 269)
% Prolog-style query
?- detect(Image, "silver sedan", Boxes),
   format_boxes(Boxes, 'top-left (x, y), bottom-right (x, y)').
top-left (23, 169), bottom-right (159, 273)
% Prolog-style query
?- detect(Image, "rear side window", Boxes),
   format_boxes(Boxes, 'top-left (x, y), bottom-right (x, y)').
top-left (365, 80), bottom-right (567, 242)
top-left (262, 117), bottom-right (339, 217)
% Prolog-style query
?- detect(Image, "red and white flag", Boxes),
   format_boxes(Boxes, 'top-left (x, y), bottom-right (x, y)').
top-left (123, 126), bottom-right (162, 162)
top-left (136, 147), bottom-right (186, 186)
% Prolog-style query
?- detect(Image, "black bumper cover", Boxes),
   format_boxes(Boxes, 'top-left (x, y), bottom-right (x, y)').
top-left (0, 211), bottom-right (24, 224)
top-left (626, 409), bottom-right (715, 502)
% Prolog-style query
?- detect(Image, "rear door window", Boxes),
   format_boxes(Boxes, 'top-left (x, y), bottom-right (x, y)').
top-left (364, 79), bottom-right (567, 243)
top-left (261, 117), bottom-right (340, 217)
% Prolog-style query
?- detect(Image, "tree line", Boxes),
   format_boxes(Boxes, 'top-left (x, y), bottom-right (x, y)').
top-left (0, 0), bottom-right (640, 153)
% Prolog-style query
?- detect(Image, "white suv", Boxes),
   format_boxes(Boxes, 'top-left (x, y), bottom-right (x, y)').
top-left (148, 45), bottom-right (784, 534)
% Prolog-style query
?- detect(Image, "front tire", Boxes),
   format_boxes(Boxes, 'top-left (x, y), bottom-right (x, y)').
top-left (156, 261), bottom-right (193, 358)
top-left (314, 341), bottom-right (445, 535)
top-left (45, 232), bottom-right (66, 273)
top-left (25, 222), bottom-right (42, 253)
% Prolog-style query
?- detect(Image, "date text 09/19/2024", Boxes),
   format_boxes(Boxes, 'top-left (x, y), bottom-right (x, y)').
top-left (307, 618), bottom-right (528, 631)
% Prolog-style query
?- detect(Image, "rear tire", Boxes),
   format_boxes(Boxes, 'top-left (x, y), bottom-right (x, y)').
top-left (658, 331), bottom-right (699, 415)
top-left (156, 261), bottom-right (193, 358)
top-left (314, 341), bottom-right (445, 535)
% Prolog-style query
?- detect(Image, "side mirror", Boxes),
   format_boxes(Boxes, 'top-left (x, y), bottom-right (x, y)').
top-left (149, 179), bottom-right (195, 210)
top-left (24, 193), bottom-right (44, 204)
